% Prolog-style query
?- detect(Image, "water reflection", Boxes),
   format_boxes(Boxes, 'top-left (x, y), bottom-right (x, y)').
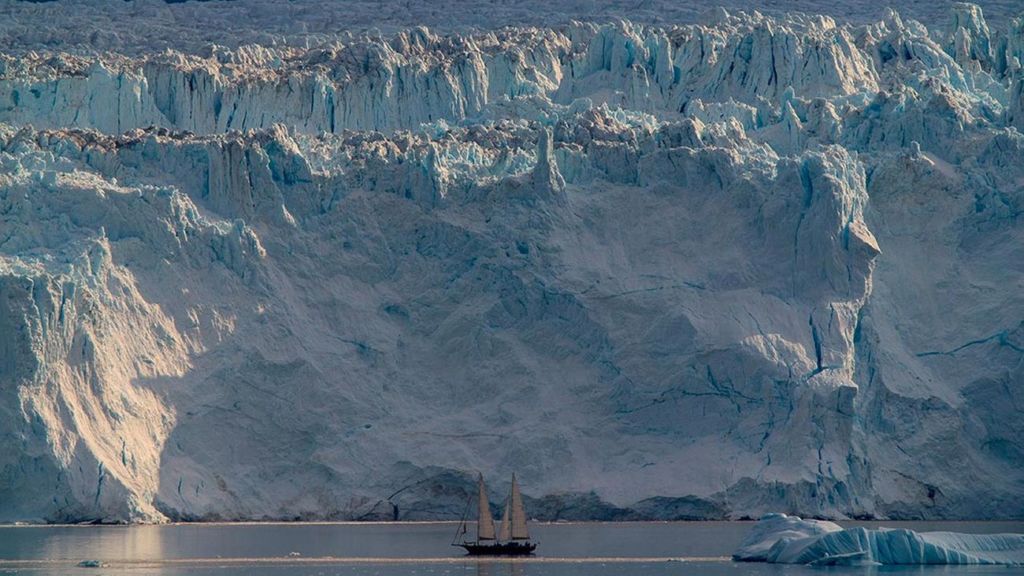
top-left (0, 522), bottom-right (1021, 576)
top-left (475, 559), bottom-right (526, 576)
top-left (31, 525), bottom-right (165, 562)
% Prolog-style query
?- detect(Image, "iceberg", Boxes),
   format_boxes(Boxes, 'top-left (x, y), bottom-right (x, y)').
top-left (735, 514), bottom-right (1024, 565)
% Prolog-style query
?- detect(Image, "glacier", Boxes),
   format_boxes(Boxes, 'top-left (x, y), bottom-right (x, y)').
top-left (0, 1), bottom-right (1022, 523)
top-left (734, 513), bottom-right (1024, 565)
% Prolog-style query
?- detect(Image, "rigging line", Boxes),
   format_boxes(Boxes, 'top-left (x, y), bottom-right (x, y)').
top-left (451, 493), bottom-right (472, 546)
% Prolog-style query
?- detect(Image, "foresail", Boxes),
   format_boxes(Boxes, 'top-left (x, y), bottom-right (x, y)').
top-left (510, 474), bottom-right (529, 540)
top-left (477, 475), bottom-right (496, 541)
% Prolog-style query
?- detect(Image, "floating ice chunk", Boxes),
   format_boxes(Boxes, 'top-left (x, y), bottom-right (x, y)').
top-left (732, 513), bottom-right (842, 562)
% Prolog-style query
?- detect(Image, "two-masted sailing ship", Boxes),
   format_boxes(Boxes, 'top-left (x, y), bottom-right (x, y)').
top-left (452, 473), bottom-right (537, 556)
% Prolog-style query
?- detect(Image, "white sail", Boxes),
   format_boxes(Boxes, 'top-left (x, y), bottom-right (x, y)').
top-left (498, 495), bottom-right (511, 542)
top-left (477, 474), bottom-right (496, 541)
top-left (510, 474), bottom-right (529, 540)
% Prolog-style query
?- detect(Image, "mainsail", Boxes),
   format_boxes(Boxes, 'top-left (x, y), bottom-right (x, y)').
top-left (477, 474), bottom-right (496, 541)
top-left (498, 474), bottom-right (529, 541)
top-left (510, 474), bottom-right (529, 540)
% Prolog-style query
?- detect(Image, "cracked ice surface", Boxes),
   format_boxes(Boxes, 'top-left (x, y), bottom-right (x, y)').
top-left (0, 1), bottom-right (1022, 523)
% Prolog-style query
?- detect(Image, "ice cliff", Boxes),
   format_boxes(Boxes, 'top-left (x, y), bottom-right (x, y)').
top-left (0, 2), bottom-right (1022, 523)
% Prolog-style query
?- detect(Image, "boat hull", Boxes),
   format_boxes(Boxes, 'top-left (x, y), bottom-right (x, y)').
top-left (459, 542), bottom-right (537, 556)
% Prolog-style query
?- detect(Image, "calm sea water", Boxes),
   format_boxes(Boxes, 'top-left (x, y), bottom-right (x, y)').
top-left (0, 521), bottom-right (1022, 575)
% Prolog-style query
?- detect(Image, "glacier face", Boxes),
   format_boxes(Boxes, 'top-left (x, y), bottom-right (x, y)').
top-left (0, 3), bottom-right (1023, 523)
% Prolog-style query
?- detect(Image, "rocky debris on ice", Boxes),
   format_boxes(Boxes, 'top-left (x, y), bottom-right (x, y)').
top-left (0, 2), bottom-right (1023, 523)
top-left (735, 514), bottom-right (1024, 565)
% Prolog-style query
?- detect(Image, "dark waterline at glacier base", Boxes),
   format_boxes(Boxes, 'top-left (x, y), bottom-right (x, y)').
top-left (2, 521), bottom-right (1024, 575)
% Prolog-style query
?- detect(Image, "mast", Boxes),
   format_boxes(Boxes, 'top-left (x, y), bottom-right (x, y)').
top-left (498, 493), bottom-right (511, 541)
top-left (510, 473), bottom-right (529, 540)
top-left (476, 474), bottom-right (496, 541)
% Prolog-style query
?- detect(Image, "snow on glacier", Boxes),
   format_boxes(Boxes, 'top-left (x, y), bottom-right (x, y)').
top-left (0, 2), bottom-right (1022, 523)
top-left (734, 514), bottom-right (1024, 565)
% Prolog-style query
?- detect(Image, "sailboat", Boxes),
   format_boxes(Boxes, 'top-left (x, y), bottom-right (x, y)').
top-left (452, 473), bottom-right (537, 556)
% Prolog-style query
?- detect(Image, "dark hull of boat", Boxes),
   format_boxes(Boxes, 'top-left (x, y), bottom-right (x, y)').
top-left (459, 542), bottom-right (537, 556)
